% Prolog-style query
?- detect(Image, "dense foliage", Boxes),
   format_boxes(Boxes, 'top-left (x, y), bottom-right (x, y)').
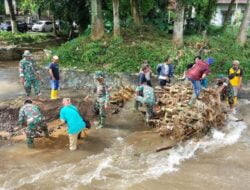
top-left (52, 26), bottom-right (250, 80)
top-left (0, 0), bottom-right (4, 15)
top-left (0, 31), bottom-right (52, 44)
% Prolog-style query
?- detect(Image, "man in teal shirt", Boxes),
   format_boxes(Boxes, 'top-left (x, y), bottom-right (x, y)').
top-left (60, 98), bottom-right (86, 150)
top-left (135, 81), bottom-right (156, 122)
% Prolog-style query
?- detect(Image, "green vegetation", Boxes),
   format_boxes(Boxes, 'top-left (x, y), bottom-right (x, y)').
top-left (0, 31), bottom-right (53, 44)
top-left (51, 26), bottom-right (250, 80)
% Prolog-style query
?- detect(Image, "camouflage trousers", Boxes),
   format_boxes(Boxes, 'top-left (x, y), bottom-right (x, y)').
top-left (145, 104), bottom-right (154, 122)
top-left (24, 79), bottom-right (40, 97)
top-left (94, 98), bottom-right (106, 126)
top-left (25, 119), bottom-right (48, 146)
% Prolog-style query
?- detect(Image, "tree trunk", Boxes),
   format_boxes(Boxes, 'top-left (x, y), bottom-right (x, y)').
top-left (222, 0), bottom-right (236, 31)
top-left (38, 7), bottom-right (41, 20)
top-left (113, 0), bottom-right (120, 37)
top-left (91, 0), bottom-right (104, 40)
top-left (172, 0), bottom-right (185, 47)
top-left (6, 0), bottom-right (18, 34)
top-left (52, 14), bottom-right (58, 36)
top-left (130, 0), bottom-right (141, 25)
top-left (204, 0), bottom-right (217, 26)
top-left (237, 0), bottom-right (250, 46)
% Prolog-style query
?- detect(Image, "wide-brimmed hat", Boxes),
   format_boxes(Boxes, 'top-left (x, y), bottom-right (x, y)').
top-left (95, 71), bottom-right (104, 79)
top-left (23, 50), bottom-right (32, 57)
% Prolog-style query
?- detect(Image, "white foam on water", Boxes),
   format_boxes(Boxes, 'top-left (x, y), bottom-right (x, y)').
top-left (3, 115), bottom-right (247, 190)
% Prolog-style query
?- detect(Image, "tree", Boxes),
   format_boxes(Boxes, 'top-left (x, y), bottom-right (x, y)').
top-left (113, 0), bottom-right (120, 37)
top-left (203, 0), bottom-right (217, 26)
top-left (172, 0), bottom-right (185, 47)
top-left (222, 0), bottom-right (235, 31)
top-left (6, 0), bottom-right (18, 33)
top-left (0, 0), bottom-right (5, 15)
top-left (237, 0), bottom-right (250, 46)
top-left (130, 0), bottom-right (141, 25)
top-left (91, 0), bottom-right (104, 40)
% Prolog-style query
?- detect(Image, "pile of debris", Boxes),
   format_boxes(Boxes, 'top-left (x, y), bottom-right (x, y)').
top-left (150, 83), bottom-right (227, 141)
top-left (109, 86), bottom-right (135, 106)
top-left (0, 98), bottom-right (95, 131)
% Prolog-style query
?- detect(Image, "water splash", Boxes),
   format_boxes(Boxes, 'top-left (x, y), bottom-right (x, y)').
top-left (1, 116), bottom-right (247, 190)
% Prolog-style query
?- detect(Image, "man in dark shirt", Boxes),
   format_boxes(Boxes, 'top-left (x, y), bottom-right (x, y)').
top-left (49, 55), bottom-right (60, 99)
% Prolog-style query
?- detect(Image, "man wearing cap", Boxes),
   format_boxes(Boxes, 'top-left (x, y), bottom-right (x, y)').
top-left (49, 55), bottom-right (60, 99)
top-left (216, 75), bottom-right (234, 110)
top-left (19, 50), bottom-right (41, 97)
top-left (94, 71), bottom-right (109, 129)
top-left (17, 99), bottom-right (49, 148)
top-left (60, 98), bottom-right (86, 151)
top-left (187, 57), bottom-right (214, 105)
top-left (228, 60), bottom-right (243, 104)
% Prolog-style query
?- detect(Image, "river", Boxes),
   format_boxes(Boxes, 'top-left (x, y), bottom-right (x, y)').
top-left (0, 61), bottom-right (249, 190)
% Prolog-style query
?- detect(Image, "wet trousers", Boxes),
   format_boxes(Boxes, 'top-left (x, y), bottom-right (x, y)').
top-left (26, 120), bottom-right (48, 148)
top-left (24, 79), bottom-right (40, 97)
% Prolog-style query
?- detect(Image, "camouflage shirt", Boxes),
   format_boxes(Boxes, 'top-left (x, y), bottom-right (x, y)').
top-left (95, 81), bottom-right (109, 103)
top-left (136, 85), bottom-right (156, 105)
top-left (19, 58), bottom-right (39, 80)
top-left (18, 104), bottom-right (44, 126)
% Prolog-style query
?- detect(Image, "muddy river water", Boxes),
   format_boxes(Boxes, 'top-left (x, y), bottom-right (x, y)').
top-left (0, 61), bottom-right (249, 190)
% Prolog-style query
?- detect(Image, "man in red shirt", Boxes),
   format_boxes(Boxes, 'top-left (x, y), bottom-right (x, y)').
top-left (187, 57), bottom-right (214, 105)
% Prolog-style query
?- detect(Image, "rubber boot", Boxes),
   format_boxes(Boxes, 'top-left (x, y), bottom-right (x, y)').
top-left (54, 90), bottom-right (58, 99)
top-left (234, 96), bottom-right (238, 105)
top-left (26, 137), bottom-right (35, 148)
top-left (50, 90), bottom-right (55, 100)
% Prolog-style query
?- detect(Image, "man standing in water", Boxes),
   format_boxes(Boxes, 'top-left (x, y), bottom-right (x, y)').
top-left (94, 71), bottom-right (109, 129)
top-left (17, 99), bottom-right (49, 148)
top-left (19, 50), bottom-right (41, 97)
top-left (49, 55), bottom-right (60, 100)
top-left (60, 98), bottom-right (86, 151)
top-left (187, 57), bottom-right (214, 105)
top-left (228, 60), bottom-right (243, 105)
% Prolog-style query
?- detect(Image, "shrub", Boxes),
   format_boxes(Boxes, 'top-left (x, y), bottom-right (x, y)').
top-left (0, 31), bottom-right (52, 44)
top-left (50, 26), bottom-right (250, 80)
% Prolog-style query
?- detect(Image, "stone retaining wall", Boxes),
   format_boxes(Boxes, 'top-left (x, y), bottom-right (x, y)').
top-left (39, 67), bottom-right (140, 90)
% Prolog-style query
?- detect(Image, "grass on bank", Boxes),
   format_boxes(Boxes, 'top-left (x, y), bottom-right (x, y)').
top-left (0, 31), bottom-right (53, 45)
top-left (49, 26), bottom-right (250, 80)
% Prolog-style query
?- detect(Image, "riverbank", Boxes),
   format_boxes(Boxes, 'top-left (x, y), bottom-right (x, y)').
top-left (50, 26), bottom-right (250, 80)
top-left (0, 99), bottom-right (248, 190)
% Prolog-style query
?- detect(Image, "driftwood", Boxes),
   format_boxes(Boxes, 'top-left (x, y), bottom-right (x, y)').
top-left (109, 86), bottom-right (135, 105)
top-left (150, 83), bottom-right (228, 144)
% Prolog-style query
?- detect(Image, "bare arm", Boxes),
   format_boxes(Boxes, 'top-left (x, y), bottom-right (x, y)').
top-left (201, 73), bottom-right (207, 80)
top-left (239, 77), bottom-right (242, 87)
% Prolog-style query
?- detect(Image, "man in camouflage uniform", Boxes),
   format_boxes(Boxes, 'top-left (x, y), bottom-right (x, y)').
top-left (216, 75), bottom-right (234, 110)
top-left (17, 99), bottom-right (49, 148)
top-left (135, 81), bottom-right (156, 122)
top-left (94, 71), bottom-right (109, 129)
top-left (19, 50), bottom-right (41, 97)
